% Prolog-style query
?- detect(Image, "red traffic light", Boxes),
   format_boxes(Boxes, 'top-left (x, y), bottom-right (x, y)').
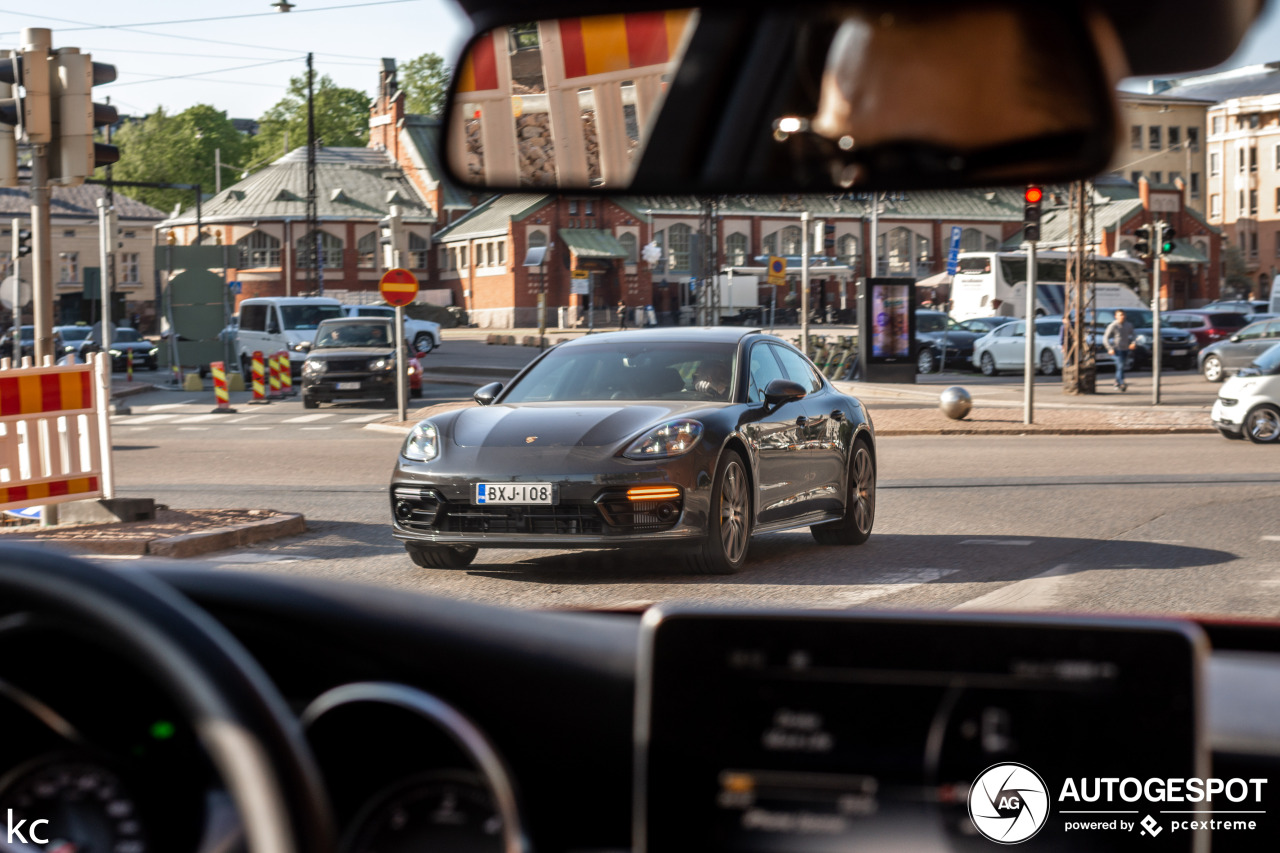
top-left (1025, 186), bottom-right (1043, 204)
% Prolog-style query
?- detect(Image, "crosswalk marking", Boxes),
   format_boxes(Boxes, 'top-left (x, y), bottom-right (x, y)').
top-left (171, 414), bottom-right (226, 424)
top-left (282, 414), bottom-right (334, 423)
top-left (341, 413), bottom-right (391, 423)
top-left (225, 414), bottom-right (262, 423)
top-left (120, 413), bottom-right (178, 424)
top-left (808, 568), bottom-right (959, 609)
top-left (300, 426), bottom-right (332, 431)
top-left (241, 426), bottom-right (271, 431)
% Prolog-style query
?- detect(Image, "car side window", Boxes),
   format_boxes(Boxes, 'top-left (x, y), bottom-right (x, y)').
top-left (1265, 321), bottom-right (1280, 336)
top-left (1010, 323), bottom-right (1026, 337)
top-left (240, 305), bottom-right (266, 332)
top-left (773, 345), bottom-right (824, 394)
top-left (747, 343), bottom-right (788, 404)
top-left (1238, 323), bottom-right (1265, 341)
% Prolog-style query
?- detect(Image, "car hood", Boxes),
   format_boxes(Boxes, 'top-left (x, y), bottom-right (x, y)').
top-left (917, 330), bottom-right (982, 345)
top-left (451, 402), bottom-right (710, 448)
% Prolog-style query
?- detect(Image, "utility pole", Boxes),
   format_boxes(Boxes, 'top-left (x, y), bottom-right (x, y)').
top-left (1151, 219), bottom-right (1175, 405)
top-left (801, 211), bottom-right (811, 353)
top-left (1022, 186), bottom-right (1042, 424)
top-left (305, 52), bottom-right (321, 296)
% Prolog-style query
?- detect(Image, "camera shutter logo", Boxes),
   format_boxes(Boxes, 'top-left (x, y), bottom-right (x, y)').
top-left (968, 763), bottom-right (1050, 844)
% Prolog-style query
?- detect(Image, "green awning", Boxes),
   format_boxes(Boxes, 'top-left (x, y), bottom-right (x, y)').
top-left (1163, 241), bottom-right (1209, 263)
top-left (560, 228), bottom-right (628, 259)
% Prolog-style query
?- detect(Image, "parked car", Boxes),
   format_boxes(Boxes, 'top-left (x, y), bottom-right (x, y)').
top-left (1211, 341), bottom-right (1280, 442)
top-left (971, 316), bottom-right (1116, 376)
top-left (1084, 307), bottom-right (1197, 370)
top-left (301, 317), bottom-right (422, 408)
top-left (52, 324), bottom-right (94, 360)
top-left (391, 327), bottom-right (875, 572)
top-left (1161, 310), bottom-right (1251, 349)
top-left (339, 304), bottom-right (442, 354)
top-left (80, 327), bottom-right (159, 371)
top-left (953, 315), bottom-right (1017, 334)
top-left (1201, 299), bottom-right (1270, 315)
top-left (1198, 317), bottom-right (1280, 381)
top-left (914, 309), bottom-right (984, 373)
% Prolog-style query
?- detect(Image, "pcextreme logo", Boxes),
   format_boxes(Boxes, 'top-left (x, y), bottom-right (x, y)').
top-left (968, 763), bottom-right (1051, 844)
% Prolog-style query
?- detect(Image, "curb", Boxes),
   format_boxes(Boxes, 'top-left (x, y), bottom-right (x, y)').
top-left (110, 383), bottom-right (160, 400)
top-left (20, 512), bottom-right (308, 558)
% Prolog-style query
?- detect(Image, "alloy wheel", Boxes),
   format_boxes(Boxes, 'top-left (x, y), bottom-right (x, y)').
top-left (719, 459), bottom-right (750, 564)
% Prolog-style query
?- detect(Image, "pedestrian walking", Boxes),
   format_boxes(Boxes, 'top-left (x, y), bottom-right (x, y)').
top-left (1104, 308), bottom-right (1137, 391)
top-left (617, 301), bottom-right (629, 330)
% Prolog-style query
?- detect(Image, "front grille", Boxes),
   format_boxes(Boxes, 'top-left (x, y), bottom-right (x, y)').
top-left (597, 494), bottom-right (683, 532)
top-left (439, 503), bottom-right (604, 535)
top-left (393, 486), bottom-right (444, 531)
top-left (324, 358), bottom-right (371, 373)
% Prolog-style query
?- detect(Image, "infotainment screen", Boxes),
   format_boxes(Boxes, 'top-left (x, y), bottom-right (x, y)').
top-left (637, 610), bottom-right (1206, 853)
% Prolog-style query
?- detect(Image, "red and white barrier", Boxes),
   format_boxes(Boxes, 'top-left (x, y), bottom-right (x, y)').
top-left (249, 350), bottom-right (269, 405)
top-left (210, 361), bottom-right (237, 414)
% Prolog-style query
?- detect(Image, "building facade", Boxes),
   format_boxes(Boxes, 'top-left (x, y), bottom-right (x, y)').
top-left (1111, 91), bottom-right (1211, 214)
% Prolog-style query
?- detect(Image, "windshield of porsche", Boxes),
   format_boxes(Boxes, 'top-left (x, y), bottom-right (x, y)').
top-left (501, 342), bottom-right (738, 403)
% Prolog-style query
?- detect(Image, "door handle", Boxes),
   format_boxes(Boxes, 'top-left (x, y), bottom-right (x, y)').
top-left (830, 409), bottom-right (844, 421)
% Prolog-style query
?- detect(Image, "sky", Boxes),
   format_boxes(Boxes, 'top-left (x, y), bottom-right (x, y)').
top-left (0, 0), bottom-right (1276, 122)
top-left (0, 0), bottom-right (471, 120)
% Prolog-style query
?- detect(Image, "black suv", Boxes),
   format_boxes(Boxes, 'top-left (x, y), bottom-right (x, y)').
top-left (300, 318), bottom-right (413, 408)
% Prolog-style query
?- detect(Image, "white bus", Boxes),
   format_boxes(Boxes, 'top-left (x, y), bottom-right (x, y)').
top-left (949, 251), bottom-right (1147, 321)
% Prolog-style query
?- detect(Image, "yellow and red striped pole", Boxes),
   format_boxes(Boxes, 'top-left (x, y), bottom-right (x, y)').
top-left (126, 349), bottom-right (133, 382)
top-left (209, 361), bottom-right (238, 414)
top-left (249, 350), bottom-right (269, 404)
top-left (268, 352), bottom-right (283, 399)
top-left (277, 349), bottom-right (294, 395)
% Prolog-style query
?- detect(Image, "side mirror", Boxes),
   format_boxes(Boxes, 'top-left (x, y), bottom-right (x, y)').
top-left (764, 378), bottom-right (807, 406)
top-left (474, 382), bottom-right (504, 406)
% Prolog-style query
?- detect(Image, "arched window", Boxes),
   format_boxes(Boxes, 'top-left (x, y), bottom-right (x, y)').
top-left (617, 231), bottom-right (638, 264)
top-left (668, 223), bottom-right (691, 271)
top-left (917, 234), bottom-right (932, 267)
top-left (236, 230), bottom-right (280, 268)
top-left (885, 226), bottom-right (914, 274)
top-left (762, 232), bottom-right (777, 257)
top-left (837, 234), bottom-right (859, 266)
top-left (960, 227), bottom-right (999, 252)
top-left (356, 231), bottom-right (378, 268)
top-left (528, 229), bottom-right (548, 249)
top-left (409, 233), bottom-right (430, 269)
top-left (295, 230), bottom-right (343, 269)
top-left (725, 233), bottom-right (748, 266)
top-left (781, 225), bottom-right (802, 255)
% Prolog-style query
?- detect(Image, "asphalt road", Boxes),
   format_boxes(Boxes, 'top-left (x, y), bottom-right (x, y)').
top-left (97, 424), bottom-right (1280, 619)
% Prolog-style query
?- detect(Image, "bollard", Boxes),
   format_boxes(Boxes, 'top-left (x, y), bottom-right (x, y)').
top-left (278, 349), bottom-right (295, 395)
top-left (268, 352), bottom-right (283, 399)
top-left (210, 361), bottom-right (238, 414)
top-left (127, 349), bottom-right (134, 383)
top-left (249, 350), bottom-right (269, 404)
top-left (171, 362), bottom-right (183, 387)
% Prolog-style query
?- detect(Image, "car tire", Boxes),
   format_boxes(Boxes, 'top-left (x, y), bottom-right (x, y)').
top-left (1218, 428), bottom-right (1245, 441)
top-left (414, 332), bottom-right (434, 354)
top-left (689, 449), bottom-right (751, 575)
top-left (406, 543), bottom-right (478, 569)
top-left (1038, 349), bottom-right (1058, 375)
top-left (302, 394), bottom-right (319, 409)
top-left (917, 348), bottom-right (937, 374)
top-left (980, 352), bottom-right (997, 376)
top-left (1203, 355), bottom-right (1224, 382)
top-left (1244, 405), bottom-right (1280, 444)
top-left (410, 384), bottom-right (423, 399)
top-left (811, 439), bottom-right (876, 546)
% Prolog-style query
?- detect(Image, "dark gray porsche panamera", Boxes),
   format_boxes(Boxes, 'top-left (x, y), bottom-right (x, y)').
top-left (390, 327), bottom-right (876, 573)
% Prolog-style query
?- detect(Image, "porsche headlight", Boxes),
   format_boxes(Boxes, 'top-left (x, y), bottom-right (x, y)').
top-left (624, 419), bottom-right (703, 460)
top-left (303, 359), bottom-right (326, 377)
top-left (403, 421), bottom-right (439, 461)
top-left (369, 357), bottom-right (395, 371)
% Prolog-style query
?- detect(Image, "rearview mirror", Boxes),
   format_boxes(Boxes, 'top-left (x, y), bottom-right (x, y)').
top-left (444, 2), bottom-right (1125, 193)
top-left (1230, 334), bottom-right (1241, 343)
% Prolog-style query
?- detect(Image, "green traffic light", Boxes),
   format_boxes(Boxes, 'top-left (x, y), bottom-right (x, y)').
top-left (150, 720), bottom-right (176, 740)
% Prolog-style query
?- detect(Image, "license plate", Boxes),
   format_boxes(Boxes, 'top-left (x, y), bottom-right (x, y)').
top-left (336, 381), bottom-right (361, 390)
top-left (474, 483), bottom-right (555, 505)
top-left (1169, 349), bottom-right (1187, 356)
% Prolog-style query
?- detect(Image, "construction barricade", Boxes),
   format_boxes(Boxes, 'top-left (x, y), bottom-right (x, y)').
top-left (268, 352), bottom-right (283, 399)
top-left (278, 350), bottom-right (294, 395)
top-left (210, 361), bottom-right (237, 414)
top-left (249, 350), bottom-right (269, 404)
top-left (0, 353), bottom-right (114, 512)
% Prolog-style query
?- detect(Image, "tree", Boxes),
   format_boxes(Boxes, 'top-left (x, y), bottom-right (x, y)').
top-left (1223, 245), bottom-right (1254, 299)
top-left (399, 52), bottom-right (450, 116)
top-left (112, 105), bottom-right (250, 214)
top-left (253, 73), bottom-right (372, 164)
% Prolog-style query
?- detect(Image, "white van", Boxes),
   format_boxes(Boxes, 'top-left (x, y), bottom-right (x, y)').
top-left (235, 297), bottom-right (344, 374)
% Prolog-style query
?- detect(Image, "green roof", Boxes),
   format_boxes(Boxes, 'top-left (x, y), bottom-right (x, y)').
top-left (560, 228), bottom-right (628, 259)
top-left (434, 194), bottom-right (551, 242)
top-left (401, 116), bottom-right (474, 212)
top-left (165, 147), bottom-right (433, 226)
top-left (1033, 198), bottom-right (1145, 246)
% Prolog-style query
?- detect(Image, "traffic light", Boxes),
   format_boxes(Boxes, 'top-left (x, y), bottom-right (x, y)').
top-left (1023, 185), bottom-right (1042, 242)
top-left (1159, 222), bottom-right (1176, 256)
top-left (0, 32), bottom-right (55, 186)
top-left (16, 227), bottom-right (31, 257)
top-left (379, 205), bottom-right (403, 269)
top-left (50, 48), bottom-right (117, 186)
top-left (1133, 224), bottom-right (1152, 259)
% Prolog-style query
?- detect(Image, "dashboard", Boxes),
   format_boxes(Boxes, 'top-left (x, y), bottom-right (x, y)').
top-left (2, 564), bottom-right (1280, 852)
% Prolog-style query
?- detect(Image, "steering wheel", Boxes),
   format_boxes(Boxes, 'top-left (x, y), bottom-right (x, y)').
top-left (0, 544), bottom-right (336, 853)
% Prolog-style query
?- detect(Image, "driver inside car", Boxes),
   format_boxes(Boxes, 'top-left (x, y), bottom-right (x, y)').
top-left (692, 360), bottom-right (732, 400)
